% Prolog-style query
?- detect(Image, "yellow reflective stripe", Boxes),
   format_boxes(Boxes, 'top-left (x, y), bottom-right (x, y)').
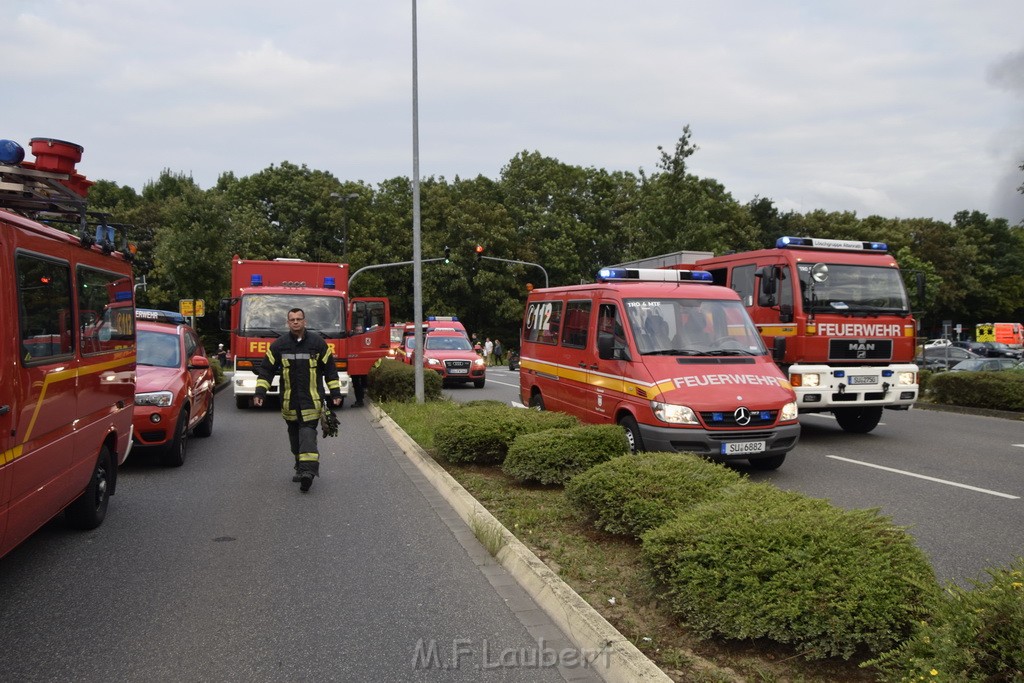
top-left (256, 379), bottom-right (271, 390)
top-left (298, 452), bottom-right (319, 462)
top-left (266, 349), bottom-right (277, 365)
top-left (3, 444), bottom-right (24, 465)
top-left (756, 325), bottom-right (797, 336)
top-left (521, 357), bottom-right (656, 400)
top-left (23, 354), bottom-right (135, 443)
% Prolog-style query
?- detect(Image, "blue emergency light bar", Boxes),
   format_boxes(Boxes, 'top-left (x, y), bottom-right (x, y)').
top-left (596, 267), bottom-right (713, 283)
top-left (776, 236), bottom-right (888, 253)
top-left (136, 308), bottom-right (187, 324)
top-left (250, 274), bottom-right (263, 286)
top-left (115, 291), bottom-right (133, 301)
top-left (427, 315), bottom-right (459, 322)
top-left (324, 276), bottom-right (336, 289)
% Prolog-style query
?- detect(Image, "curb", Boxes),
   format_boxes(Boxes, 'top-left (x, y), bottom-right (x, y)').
top-left (370, 404), bottom-right (740, 683)
top-left (913, 401), bottom-right (1024, 421)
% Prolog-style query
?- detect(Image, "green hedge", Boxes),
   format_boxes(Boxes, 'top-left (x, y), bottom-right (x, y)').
top-left (502, 424), bottom-right (629, 485)
top-left (367, 358), bottom-right (443, 402)
top-left (927, 370), bottom-right (1024, 411)
top-left (641, 483), bottom-right (939, 660)
top-left (433, 404), bottom-right (578, 465)
top-left (565, 452), bottom-right (745, 538)
top-left (868, 557), bottom-right (1024, 680)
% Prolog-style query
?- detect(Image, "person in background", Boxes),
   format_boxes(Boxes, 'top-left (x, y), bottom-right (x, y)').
top-left (216, 343), bottom-right (228, 367)
top-left (493, 338), bottom-right (504, 365)
top-left (253, 308), bottom-right (342, 493)
top-left (484, 337), bottom-right (494, 366)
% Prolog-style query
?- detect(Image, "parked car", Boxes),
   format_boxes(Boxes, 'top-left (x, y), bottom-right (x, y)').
top-left (133, 311), bottom-right (216, 466)
top-left (949, 358), bottom-right (1021, 372)
top-left (917, 346), bottom-right (983, 371)
top-left (923, 338), bottom-right (952, 348)
top-left (950, 340), bottom-right (1021, 359)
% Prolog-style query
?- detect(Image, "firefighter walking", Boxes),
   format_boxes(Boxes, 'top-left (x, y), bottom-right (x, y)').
top-left (253, 308), bottom-right (342, 492)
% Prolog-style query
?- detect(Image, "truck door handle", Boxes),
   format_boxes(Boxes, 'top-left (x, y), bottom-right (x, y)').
top-left (578, 362), bottom-right (587, 368)
top-left (590, 364), bottom-right (598, 370)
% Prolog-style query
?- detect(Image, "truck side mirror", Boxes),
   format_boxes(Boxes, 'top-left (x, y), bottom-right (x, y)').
top-left (772, 335), bottom-right (787, 363)
top-left (757, 265), bottom-right (777, 307)
top-left (218, 298), bottom-right (231, 331)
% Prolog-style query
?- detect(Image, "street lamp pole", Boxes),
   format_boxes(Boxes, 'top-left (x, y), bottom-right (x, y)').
top-left (330, 191), bottom-right (359, 261)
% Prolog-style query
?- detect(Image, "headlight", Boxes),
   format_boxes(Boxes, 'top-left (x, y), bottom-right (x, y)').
top-left (780, 401), bottom-right (799, 421)
top-left (426, 357), bottom-right (441, 366)
top-left (136, 390), bottom-right (173, 407)
top-left (473, 358), bottom-right (486, 367)
top-left (651, 401), bottom-right (699, 425)
top-left (793, 373), bottom-right (820, 388)
top-left (897, 371), bottom-right (915, 386)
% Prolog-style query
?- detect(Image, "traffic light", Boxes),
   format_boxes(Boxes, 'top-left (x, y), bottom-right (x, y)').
top-left (444, 245), bottom-right (451, 264)
top-left (475, 245), bottom-right (484, 262)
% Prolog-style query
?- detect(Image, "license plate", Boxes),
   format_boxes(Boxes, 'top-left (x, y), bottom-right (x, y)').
top-left (721, 441), bottom-right (766, 456)
top-left (448, 368), bottom-right (469, 374)
top-left (848, 375), bottom-right (877, 385)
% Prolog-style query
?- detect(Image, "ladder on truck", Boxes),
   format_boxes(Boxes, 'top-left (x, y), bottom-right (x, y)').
top-left (0, 161), bottom-right (134, 256)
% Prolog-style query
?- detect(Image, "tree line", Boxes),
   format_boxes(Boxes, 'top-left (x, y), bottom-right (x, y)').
top-left (85, 126), bottom-right (1024, 348)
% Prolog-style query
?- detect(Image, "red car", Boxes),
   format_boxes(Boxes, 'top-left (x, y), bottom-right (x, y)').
top-left (419, 331), bottom-right (486, 388)
top-left (133, 311), bottom-right (216, 466)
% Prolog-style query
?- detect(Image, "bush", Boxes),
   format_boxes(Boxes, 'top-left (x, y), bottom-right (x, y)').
top-left (502, 424), bottom-right (629, 485)
top-left (433, 404), bottom-right (578, 465)
top-left (868, 557), bottom-right (1024, 680)
top-left (928, 371), bottom-right (1024, 411)
top-left (641, 483), bottom-right (939, 660)
top-left (367, 358), bottom-right (443, 402)
top-left (565, 452), bottom-right (745, 538)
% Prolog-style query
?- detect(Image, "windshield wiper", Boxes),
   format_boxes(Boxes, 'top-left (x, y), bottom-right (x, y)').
top-left (643, 349), bottom-right (713, 356)
top-left (707, 349), bottom-right (757, 356)
top-left (241, 327), bottom-right (281, 337)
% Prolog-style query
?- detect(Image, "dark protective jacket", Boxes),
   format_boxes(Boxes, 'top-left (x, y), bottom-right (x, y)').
top-left (255, 331), bottom-right (341, 422)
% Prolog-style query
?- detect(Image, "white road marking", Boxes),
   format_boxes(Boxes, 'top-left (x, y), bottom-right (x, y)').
top-left (1014, 444), bottom-right (1024, 449)
top-left (826, 455), bottom-right (1020, 499)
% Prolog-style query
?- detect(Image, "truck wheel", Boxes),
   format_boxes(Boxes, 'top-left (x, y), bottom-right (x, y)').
top-left (236, 395), bottom-right (249, 409)
top-left (473, 378), bottom-right (485, 388)
top-left (749, 454), bottom-right (786, 470)
top-left (618, 415), bottom-right (645, 453)
top-left (833, 406), bottom-right (883, 434)
top-left (529, 393), bottom-right (545, 411)
top-left (161, 409), bottom-right (189, 467)
top-left (194, 396), bottom-right (214, 438)
top-left (66, 446), bottom-right (112, 530)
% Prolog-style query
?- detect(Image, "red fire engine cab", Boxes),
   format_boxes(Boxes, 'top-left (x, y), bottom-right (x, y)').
top-left (679, 237), bottom-right (918, 433)
top-left (220, 256), bottom-right (390, 409)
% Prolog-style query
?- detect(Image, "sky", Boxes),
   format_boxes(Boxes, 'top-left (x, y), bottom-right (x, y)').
top-left (5, 1), bottom-right (1024, 224)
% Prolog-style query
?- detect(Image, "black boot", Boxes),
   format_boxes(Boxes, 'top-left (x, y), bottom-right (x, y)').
top-left (299, 472), bottom-right (314, 492)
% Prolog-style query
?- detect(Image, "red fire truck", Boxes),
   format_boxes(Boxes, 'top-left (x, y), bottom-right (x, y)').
top-left (220, 257), bottom-right (391, 408)
top-left (624, 236), bottom-right (919, 433)
top-left (1, 137), bottom-right (136, 558)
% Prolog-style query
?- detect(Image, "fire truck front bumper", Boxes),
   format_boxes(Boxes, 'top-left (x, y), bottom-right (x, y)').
top-left (788, 363), bottom-right (918, 410)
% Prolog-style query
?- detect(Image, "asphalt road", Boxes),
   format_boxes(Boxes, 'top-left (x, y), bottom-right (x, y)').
top-left (449, 366), bottom-right (1024, 586)
top-left (0, 389), bottom-right (600, 682)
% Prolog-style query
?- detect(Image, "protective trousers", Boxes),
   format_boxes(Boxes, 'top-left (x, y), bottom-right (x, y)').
top-left (287, 418), bottom-right (320, 477)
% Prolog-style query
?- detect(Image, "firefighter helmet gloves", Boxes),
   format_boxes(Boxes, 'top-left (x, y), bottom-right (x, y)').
top-left (320, 406), bottom-right (339, 438)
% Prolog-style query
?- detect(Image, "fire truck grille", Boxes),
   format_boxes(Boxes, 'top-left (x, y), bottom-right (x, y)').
top-left (699, 410), bottom-right (778, 428)
top-left (828, 339), bottom-right (893, 360)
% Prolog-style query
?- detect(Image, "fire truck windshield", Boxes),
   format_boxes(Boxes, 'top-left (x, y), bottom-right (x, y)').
top-left (240, 294), bottom-right (344, 337)
top-left (798, 264), bottom-right (910, 314)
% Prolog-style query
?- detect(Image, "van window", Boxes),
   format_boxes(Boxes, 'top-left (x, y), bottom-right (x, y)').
top-left (625, 298), bottom-right (766, 355)
top-left (731, 264), bottom-right (756, 307)
top-left (78, 266), bottom-right (136, 355)
top-left (17, 253), bottom-right (74, 363)
top-left (524, 300), bottom-right (563, 345)
top-left (561, 300), bottom-right (591, 349)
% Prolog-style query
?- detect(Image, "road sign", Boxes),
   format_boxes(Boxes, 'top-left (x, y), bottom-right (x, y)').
top-left (179, 299), bottom-right (205, 317)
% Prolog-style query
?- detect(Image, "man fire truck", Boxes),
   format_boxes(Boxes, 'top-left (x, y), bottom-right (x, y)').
top-left (619, 236), bottom-right (919, 433)
top-left (220, 256), bottom-right (390, 409)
